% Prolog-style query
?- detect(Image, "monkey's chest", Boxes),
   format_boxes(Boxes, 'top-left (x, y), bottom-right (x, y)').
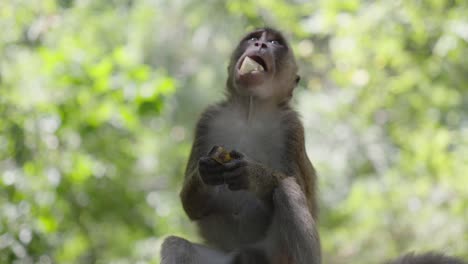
top-left (207, 113), bottom-right (286, 169)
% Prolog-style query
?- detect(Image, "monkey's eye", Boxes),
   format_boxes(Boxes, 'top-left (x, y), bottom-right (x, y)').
top-left (249, 37), bottom-right (258, 41)
top-left (269, 40), bottom-right (281, 45)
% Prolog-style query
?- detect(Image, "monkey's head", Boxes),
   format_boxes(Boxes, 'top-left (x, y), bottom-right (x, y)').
top-left (227, 28), bottom-right (300, 104)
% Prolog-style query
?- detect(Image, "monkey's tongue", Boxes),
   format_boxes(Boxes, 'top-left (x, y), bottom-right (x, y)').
top-left (239, 56), bottom-right (265, 74)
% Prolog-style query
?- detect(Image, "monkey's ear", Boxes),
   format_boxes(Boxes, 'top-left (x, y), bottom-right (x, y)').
top-left (295, 75), bottom-right (301, 85)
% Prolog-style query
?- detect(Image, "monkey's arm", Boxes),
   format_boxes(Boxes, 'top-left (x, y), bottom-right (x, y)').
top-left (180, 156), bottom-right (213, 220)
top-left (179, 108), bottom-right (221, 221)
top-left (274, 112), bottom-right (321, 264)
top-left (245, 162), bottom-right (287, 200)
top-left (271, 176), bottom-right (321, 264)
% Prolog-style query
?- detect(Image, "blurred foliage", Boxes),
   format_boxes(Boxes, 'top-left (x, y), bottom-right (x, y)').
top-left (0, 0), bottom-right (467, 263)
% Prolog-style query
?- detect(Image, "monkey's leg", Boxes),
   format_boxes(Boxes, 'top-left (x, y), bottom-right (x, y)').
top-left (231, 247), bottom-right (269, 264)
top-left (161, 236), bottom-right (232, 264)
top-left (265, 177), bottom-right (321, 264)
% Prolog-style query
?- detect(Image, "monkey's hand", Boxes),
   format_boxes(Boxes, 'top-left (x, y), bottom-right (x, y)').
top-left (200, 149), bottom-right (283, 199)
top-left (223, 150), bottom-right (287, 199)
top-left (219, 150), bottom-right (249, 190)
top-left (212, 149), bottom-right (284, 197)
top-left (198, 150), bottom-right (247, 188)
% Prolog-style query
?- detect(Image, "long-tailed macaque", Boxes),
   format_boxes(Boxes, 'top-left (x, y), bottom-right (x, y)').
top-left (161, 27), bottom-right (320, 264)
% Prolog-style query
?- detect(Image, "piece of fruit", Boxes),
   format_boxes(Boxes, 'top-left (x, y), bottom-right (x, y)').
top-left (208, 146), bottom-right (232, 164)
top-left (239, 56), bottom-right (264, 74)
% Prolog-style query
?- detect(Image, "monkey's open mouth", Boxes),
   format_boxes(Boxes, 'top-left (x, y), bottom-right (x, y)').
top-left (238, 56), bottom-right (268, 75)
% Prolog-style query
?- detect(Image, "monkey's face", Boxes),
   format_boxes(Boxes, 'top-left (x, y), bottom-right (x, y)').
top-left (228, 28), bottom-right (299, 102)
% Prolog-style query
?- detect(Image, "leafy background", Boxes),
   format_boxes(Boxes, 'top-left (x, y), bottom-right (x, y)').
top-left (1, 0), bottom-right (467, 263)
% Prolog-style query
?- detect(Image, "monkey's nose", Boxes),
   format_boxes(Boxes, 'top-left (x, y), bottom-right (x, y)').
top-left (254, 41), bottom-right (267, 49)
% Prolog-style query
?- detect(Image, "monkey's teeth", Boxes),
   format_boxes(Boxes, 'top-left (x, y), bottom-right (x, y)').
top-left (239, 56), bottom-right (264, 74)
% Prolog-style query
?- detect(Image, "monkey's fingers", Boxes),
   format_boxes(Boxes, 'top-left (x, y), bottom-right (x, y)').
top-left (223, 167), bottom-right (247, 180)
top-left (199, 156), bottom-right (221, 166)
top-left (224, 170), bottom-right (248, 191)
top-left (207, 145), bottom-right (222, 156)
top-left (198, 157), bottom-right (225, 173)
top-left (200, 173), bottom-right (225, 185)
top-left (221, 159), bottom-right (248, 171)
top-left (229, 150), bottom-right (244, 159)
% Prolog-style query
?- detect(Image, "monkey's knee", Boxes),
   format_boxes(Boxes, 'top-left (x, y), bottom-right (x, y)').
top-left (161, 236), bottom-right (197, 264)
top-left (387, 253), bottom-right (466, 264)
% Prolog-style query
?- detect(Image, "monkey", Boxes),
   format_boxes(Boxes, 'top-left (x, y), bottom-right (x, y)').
top-left (385, 253), bottom-right (466, 264)
top-left (160, 27), bottom-right (320, 264)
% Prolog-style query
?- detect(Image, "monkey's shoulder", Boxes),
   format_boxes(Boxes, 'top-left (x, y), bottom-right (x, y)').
top-left (193, 103), bottom-right (226, 134)
top-left (279, 106), bottom-right (305, 134)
